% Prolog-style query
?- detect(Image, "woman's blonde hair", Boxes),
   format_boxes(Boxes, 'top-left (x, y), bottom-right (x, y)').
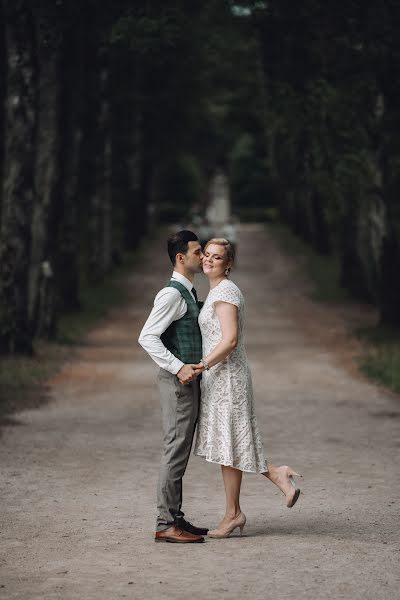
top-left (204, 238), bottom-right (235, 264)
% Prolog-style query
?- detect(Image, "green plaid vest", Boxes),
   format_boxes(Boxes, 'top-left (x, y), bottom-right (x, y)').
top-left (161, 280), bottom-right (202, 364)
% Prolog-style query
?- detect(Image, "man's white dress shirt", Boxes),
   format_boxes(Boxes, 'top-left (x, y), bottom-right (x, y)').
top-left (138, 271), bottom-right (198, 375)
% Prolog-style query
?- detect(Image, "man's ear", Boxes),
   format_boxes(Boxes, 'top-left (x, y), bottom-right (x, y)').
top-left (176, 252), bottom-right (185, 264)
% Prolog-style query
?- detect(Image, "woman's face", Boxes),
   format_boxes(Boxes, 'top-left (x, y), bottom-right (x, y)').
top-left (202, 243), bottom-right (230, 278)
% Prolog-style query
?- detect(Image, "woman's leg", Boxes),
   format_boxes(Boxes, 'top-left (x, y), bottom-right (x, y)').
top-left (208, 465), bottom-right (246, 537)
top-left (220, 465), bottom-right (243, 523)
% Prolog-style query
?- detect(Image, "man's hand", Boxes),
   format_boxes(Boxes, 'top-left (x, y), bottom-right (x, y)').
top-left (177, 364), bottom-right (197, 384)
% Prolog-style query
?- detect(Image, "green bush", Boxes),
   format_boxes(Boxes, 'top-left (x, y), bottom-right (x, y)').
top-left (157, 154), bottom-right (203, 222)
top-left (229, 133), bottom-right (275, 210)
top-left (358, 326), bottom-right (400, 394)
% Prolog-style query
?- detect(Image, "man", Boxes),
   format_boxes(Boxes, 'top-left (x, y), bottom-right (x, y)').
top-left (138, 230), bottom-right (208, 543)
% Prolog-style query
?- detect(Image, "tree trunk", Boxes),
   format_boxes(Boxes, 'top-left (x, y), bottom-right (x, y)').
top-left (0, 0), bottom-right (36, 354)
top-left (28, 3), bottom-right (61, 338)
top-left (379, 232), bottom-right (400, 328)
top-left (339, 196), bottom-right (372, 301)
top-left (340, 91), bottom-right (387, 305)
top-left (110, 49), bottom-right (141, 258)
top-left (123, 109), bottom-right (144, 251)
top-left (0, 2), bottom-right (6, 224)
top-left (310, 190), bottom-right (331, 255)
top-left (133, 101), bottom-right (156, 244)
top-left (379, 96), bottom-right (400, 327)
top-left (85, 44), bottom-right (113, 283)
top-left (55, 15), bottom-right (85, 314)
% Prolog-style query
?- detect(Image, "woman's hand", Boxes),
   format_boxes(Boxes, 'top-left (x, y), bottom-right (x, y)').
top-left (192, 362), bottom-right (205, 378)
top-left (178, 302), bottom-right (239, 383)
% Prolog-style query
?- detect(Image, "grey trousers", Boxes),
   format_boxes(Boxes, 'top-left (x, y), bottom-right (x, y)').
top-left (156, 368), bottom-right (200, 531)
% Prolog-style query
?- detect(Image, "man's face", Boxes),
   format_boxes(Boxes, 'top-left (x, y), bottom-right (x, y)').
top-left (183, 240), bottom-right (203, 273)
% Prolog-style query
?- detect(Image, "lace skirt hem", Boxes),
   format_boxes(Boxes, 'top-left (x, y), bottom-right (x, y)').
top-left (194, 450), bottom-right (268, 474)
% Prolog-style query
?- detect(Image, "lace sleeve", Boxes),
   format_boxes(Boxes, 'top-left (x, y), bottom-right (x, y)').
top-left (212, 282), bottom-right (242, 308)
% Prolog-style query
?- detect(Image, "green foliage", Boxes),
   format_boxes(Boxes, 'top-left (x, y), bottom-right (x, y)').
top-left (3, 0), bottom-right (400, 354)
top-left (229, 134), bottom-right (273, 209)
top-left (111, 12), bottom-right (182, 57)
top-left (248, 0), bottom-right (400, 323)
top-left (157, 155), bottom-right (203, 223)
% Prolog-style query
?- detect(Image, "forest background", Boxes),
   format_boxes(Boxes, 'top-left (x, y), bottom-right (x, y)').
top-left (1, 1), bottom-right (400, 396)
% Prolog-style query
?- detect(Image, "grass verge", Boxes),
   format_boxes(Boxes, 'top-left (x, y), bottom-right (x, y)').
top-left (0, 342), bottom-right (70, 422)
top-left (357, 326), bottom-right (400, 394)
top-left (270, 222), bottom-right (400, 395)
top-left (270, 222), bottom-right (352, 303)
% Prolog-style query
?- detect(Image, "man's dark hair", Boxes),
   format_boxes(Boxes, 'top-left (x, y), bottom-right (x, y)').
top-left (167, 230), bottom-right (198, 265)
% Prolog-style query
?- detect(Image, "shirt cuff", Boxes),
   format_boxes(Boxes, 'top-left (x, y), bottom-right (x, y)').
top-left (169, 357), bottom-right (185, 375)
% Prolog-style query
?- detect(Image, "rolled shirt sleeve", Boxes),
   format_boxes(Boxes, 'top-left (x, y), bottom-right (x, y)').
top-left (138, 287), bottom-right (187, 374)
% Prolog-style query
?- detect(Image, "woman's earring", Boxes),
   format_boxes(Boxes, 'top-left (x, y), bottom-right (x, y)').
top-left (225, 267), bottom-right (230, 276)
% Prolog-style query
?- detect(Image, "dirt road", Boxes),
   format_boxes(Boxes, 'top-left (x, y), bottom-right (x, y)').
top-left (1, 224), bottom-right (399, 600)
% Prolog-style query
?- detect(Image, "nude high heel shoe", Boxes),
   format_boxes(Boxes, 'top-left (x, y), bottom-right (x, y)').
top-left (275, 466), bottom-right (302, 508)
top-left (208, 512), bottom-right (246, 539)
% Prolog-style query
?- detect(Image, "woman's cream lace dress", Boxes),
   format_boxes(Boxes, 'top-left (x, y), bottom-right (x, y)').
top-left (194, 279), bottom-right (268, 473)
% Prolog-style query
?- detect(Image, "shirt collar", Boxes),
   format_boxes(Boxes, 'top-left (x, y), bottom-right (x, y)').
top-left (171, 271), bottom-right (194, 293)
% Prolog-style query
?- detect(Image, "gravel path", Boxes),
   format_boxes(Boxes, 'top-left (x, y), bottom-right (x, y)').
top-left (1, 224), bottom-right (399, 600)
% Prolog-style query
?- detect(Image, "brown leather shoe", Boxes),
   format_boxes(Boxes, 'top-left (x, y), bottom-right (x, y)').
top-left (155, 525), bottom-right (204, 543)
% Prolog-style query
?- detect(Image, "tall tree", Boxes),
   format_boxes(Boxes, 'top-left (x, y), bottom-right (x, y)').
top-left (0, 1), bottom-right (5, 223)
top-left (28, 0), bottom-right (63, 337)
top-left (0, 0), bottom-right (37, 353)
top-left (54, 8), bottom-right (85, 314)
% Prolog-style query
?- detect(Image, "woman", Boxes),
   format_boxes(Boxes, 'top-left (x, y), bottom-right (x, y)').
top-left (191, 238), bottom-right (301, 538)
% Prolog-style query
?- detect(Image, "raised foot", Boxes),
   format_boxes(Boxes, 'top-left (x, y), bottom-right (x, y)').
top-left (275, 465), bottom-right (302, 508)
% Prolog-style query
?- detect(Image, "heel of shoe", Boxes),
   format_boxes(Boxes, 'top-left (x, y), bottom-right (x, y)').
top-left (287, 467), bottom-right (302, 478)
top-left (287, 475), bottom-right (301, 508)
top-left (239, 512), bottom-right (246, 536)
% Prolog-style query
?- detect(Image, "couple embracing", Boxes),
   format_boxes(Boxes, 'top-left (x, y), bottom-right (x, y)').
top-left (139, 230), bottom-right (301, 543)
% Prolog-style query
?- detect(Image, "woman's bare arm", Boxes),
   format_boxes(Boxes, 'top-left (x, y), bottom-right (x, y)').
top-left (195, 301), bottom-right (238, 373)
